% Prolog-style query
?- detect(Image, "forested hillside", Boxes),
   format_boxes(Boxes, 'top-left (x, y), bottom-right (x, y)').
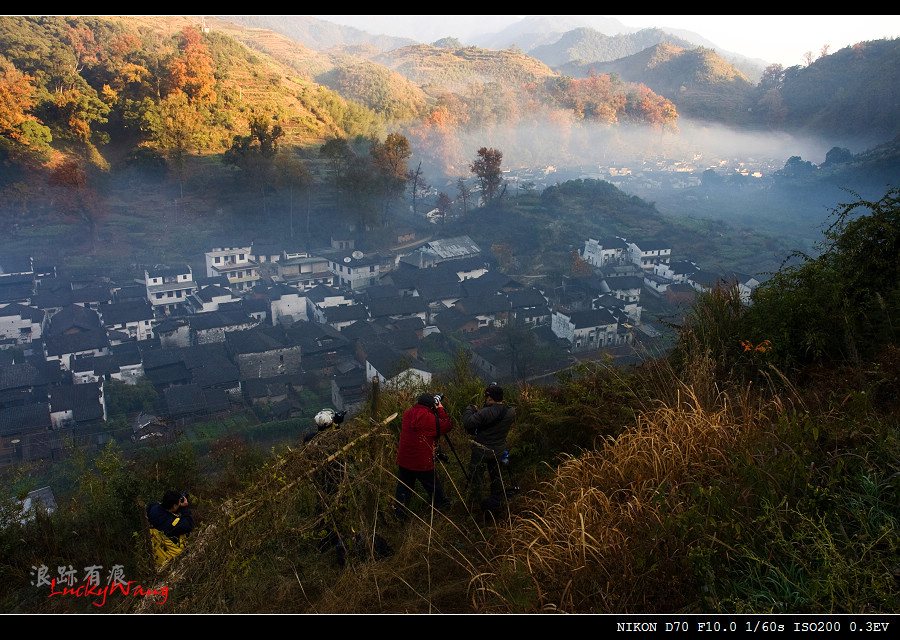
top-left (563, 44), bottom-right (753, 121)
top-left (748, 38), bottom-right (900, 141)
top-left (0, 15), bottom-right (384, 172)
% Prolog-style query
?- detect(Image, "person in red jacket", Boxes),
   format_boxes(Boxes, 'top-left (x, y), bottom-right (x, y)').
top-left (394, 393), bottom-right (453, 519)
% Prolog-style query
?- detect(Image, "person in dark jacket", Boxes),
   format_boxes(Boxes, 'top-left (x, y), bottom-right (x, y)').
top-left (394, 393), bottom-right (453, 519)
top-left (463, 383), bottom-right (516, 511)
top-left (146, 491), bottom-right (194, 568)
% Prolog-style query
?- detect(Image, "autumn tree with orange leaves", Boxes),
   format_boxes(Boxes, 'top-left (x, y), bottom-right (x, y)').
top-left (168, 27), bottom-right (216, 105)
top-left (0, 57), bottom-right (51, 148)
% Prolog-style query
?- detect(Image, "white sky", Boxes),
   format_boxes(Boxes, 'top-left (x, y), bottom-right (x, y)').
top-left (612, 15), bottom-right (900, 66)
top-left (313, 15), bottom-right (900, 67)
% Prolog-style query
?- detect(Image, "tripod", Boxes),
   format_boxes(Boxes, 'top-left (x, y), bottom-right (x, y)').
top-left (440, 432), bottom-right (470, 482)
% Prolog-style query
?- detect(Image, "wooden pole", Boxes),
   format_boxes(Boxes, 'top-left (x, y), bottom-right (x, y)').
top-left (371, 376), bottom-right (380, 417)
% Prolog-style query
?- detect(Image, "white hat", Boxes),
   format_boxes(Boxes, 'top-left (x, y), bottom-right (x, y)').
top-left (314, 409), bottom-right (335, 427)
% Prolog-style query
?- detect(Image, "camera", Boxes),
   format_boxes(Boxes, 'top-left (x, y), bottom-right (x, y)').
top-left (433, 394), bottom-right (444, 406)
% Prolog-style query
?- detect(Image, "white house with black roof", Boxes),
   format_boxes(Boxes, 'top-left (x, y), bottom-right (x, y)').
top-left (275, 255), bottom-right (334, 290)
top-left (72, 349), bottom-right (144, 385)
top-left (306, 285), bottom-right (353, 308)
top-left (508, 288), bottom-right (551, 326)
top-left (551, 308), bottom-right (623, 352)
top-left (98, 300), bottom-right (154, 341)
top-left (366, 297), bottom-right (428, 323)
top-left (654, 260), bottom-right (699, 284)
top-left (226, 325), bottom-right (302, 379)
top-left (267, 284), bottom-right (307, 325)
top-left (204, 245), bottom-right (260, 292)
top-left (0, 255), bottom-right (33, 278)
top-left (643, 272), bottom-right (674, 296)
top-left (145, 265), bottom-right (197, 315)
top-left (306, 285), bottom-right (355, 323)
top-left (601, 276), bottom-right (644, 305)
top-left (189, 310), bottom-right (259, 345)
top-left (327, 251), bottom-right (385, 291)
top-left (582, 237), bottom-right (629, 267)
top-left (71, 284), bottom-right (112, 310)
top-left (627, 240), bottom-right (672, 270)
top-left (45, 330), bottom-right (110, 371)
top-left (593, 293), bottom-right (641, 324)
top-left (0, 303), bottom-right (45, 348)
top-left (364, 345), bottom-right (432, 388)
top-left (323, 304), bottom-right (369, 331)
top-left (49, 382), bottom-right (106, 429)
top-left (185, 285), bottom-right (237, 314)
top-left (455, 294), bottom-right (512, 328)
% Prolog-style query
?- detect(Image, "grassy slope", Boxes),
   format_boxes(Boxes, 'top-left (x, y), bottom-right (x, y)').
top-left (94, 341), bottom-right (896, 613)
top-left (375, 44), bottom-right (557, 94)
top-left (207, 18), bottom-right (428, 122)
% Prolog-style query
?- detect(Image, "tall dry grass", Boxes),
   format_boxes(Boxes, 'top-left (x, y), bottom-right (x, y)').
top-left (469, 385), bottom-right (783, 613)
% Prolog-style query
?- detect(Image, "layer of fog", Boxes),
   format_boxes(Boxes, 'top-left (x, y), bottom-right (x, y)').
top-left (414, 116), bottom-right (843, 183)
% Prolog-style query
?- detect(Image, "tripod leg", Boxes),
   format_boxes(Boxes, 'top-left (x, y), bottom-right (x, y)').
top-left (442, 433), bottom-right (470, 482)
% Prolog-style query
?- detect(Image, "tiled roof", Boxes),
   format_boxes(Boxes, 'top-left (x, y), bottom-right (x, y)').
top-left (0, 403), bottom-right (50, 436)
top-left (569, 308), bottom-right (618, 329)
top-left (99, 301), bottom-right (153, 326)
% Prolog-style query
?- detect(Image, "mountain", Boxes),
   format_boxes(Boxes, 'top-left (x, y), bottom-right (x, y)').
top-left (313, 14), bottom-right (522, 44)
top-left (0, 15), bottom-right (386, 169)
top-left (471, 15), bottom-right (631, 50)
top-left (530, 27), bottom-right (694, 67)
top-left (218, 15), bottom-right (415, 53)
top-left (475, 18), bottom-right (767, 82)
top-left (208, 18), bottom-right (427, 122)
top-left (655, 26), bottom-right (767, 81)
top-left (374, 44), bottom-right (557, 94)
top-left (764, 39), bottom-right (900, 143)
top-left (563, 44), bottom-right (754, 121)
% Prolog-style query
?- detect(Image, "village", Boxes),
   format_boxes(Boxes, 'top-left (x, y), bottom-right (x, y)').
top-left (0, 229), bottom-right (761, 466)
top-left (499, 153), bottom-right (782, 195)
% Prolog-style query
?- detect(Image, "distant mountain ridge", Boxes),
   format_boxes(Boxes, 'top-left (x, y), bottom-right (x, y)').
top-left (470, 15), bottom-right (631, 50)
top-left (473, 17), bottom-right (767, 81)
top-left (530, 27), bottom-right (694, 67)
top-left (218, 15), bottom-right (415, 52)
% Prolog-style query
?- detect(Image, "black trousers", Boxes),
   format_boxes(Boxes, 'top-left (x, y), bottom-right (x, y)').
top-left (394, 466), bottom-right (449, 512)
top-left (468, 446), bottom-right (504, 505)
